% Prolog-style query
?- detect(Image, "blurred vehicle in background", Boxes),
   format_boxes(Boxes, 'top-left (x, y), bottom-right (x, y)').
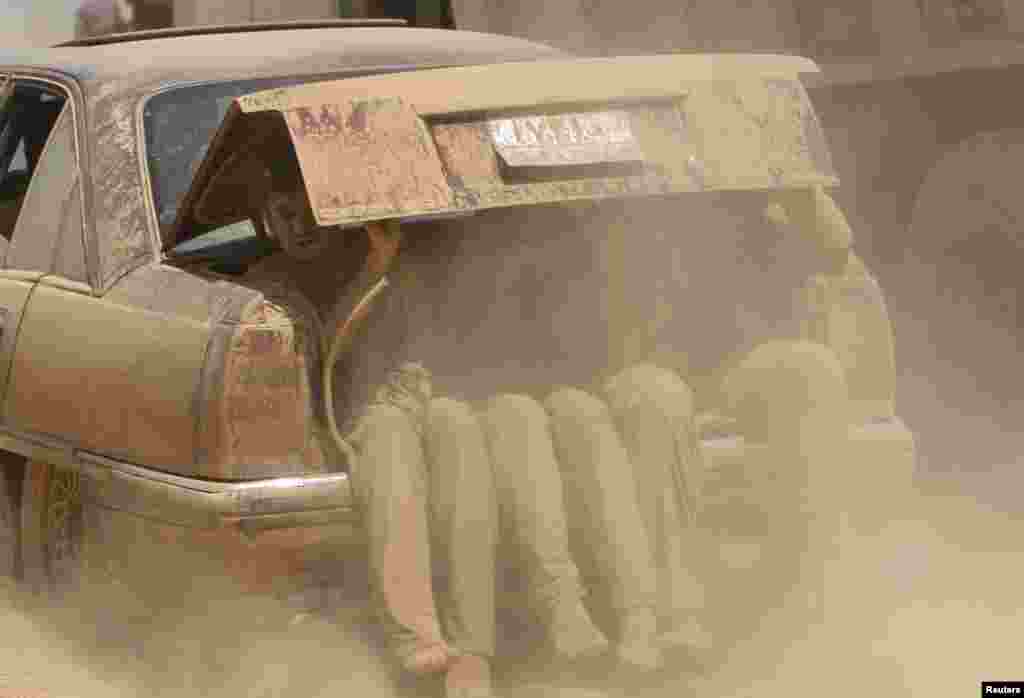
top-left (171, 0), bottom-right (450, 29)
top-left (75, 0), bottom-right (173, 38)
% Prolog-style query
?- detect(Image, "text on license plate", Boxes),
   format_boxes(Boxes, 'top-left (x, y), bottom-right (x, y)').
top-left (487, 110), bottom-right (645, 167)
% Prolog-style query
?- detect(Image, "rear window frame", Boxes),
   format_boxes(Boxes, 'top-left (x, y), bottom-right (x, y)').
top-left (139, 64), bottom-right (460, 258)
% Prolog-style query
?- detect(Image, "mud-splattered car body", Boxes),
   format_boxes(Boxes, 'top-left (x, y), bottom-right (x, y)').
top-left (0, 20), bottom-right (915, 666)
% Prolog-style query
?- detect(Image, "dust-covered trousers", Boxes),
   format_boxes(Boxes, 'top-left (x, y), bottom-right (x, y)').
top-left (348, 339), bottom-right (851, 657)
top-left (347, 364), bottom-right (708, 659)
top-left (714, 339), bottom-right (852, 516)
top-left (711, 338), bottom-right (853, 617)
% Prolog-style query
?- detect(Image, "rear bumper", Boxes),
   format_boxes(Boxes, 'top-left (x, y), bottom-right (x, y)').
top-left (75, 453), bottom-right (364, 605)
top-left (71, 418), bottom-right (915, 608)
top-left (78, 451), bottom-right (360, 536)
top-left (79, 416), bottom-right (916, 531)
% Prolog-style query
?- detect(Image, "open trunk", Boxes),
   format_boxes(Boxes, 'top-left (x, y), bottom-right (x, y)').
top-left (166, 52), bottom-right (845, 410)
top-left (158, 54), bottom-right (913, 644)
top-left (163, 52), bottom-right (909, 490)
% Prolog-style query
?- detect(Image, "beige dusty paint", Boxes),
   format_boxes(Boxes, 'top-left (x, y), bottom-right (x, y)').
top-left (232, 54), bottom-right (822, 116)
top-left (198, 279), bottom-right (328, 480)
top-left (281, 97), bottom-right (453, 224)
top-left (5, 280), bottom-right (208, 472)
top-left (0, 279), bottom-right (35, 413)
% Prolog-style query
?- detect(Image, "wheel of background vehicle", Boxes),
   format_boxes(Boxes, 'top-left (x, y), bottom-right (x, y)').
top-left (0, 452), bottom-right (25, 581)
top-left (908, 129), bottom-right (1024, 400)
top-left (20, 460), bottom-right (83, 595)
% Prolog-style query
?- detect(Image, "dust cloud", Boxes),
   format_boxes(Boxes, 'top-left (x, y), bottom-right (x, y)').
top-left (1, 195), bottom-right (1021, 698)
top-left (684, 492), bottom-right (1024, 698)
top-left (682, 293), bottom-right (1024, 698)
top-left (1, 554), bottom-right (400, 698)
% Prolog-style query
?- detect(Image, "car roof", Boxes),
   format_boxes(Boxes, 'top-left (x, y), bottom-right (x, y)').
top-left (0, 26), bottom-right (567, 96)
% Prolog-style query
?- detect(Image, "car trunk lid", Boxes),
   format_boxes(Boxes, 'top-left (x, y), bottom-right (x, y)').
top-left (170, 53), bottom-right (837, 246)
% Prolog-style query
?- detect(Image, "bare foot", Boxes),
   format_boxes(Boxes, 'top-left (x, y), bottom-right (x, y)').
top-left (398, 638), bottom-right (454, 675)
top-left (445, 654), bottom-right (494, 698)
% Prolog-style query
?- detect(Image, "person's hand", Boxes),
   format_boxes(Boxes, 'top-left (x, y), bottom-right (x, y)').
top-left (372, 362), bottom-right (434, 426)
top-left (366, 220), bottom-right (403, 275)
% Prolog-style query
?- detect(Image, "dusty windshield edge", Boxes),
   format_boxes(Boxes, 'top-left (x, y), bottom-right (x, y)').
top-left (143, 65), bottom-right (449, 255)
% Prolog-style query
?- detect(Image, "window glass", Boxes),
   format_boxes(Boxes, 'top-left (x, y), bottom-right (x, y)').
top-left (144, 68), bottom-right (416, 244)
top-left (0, 81), bottom-right (68, 243)
top-left (10, 141), bottom-right (25, 172)
top-left (7, 105), bottom-right (78, 273)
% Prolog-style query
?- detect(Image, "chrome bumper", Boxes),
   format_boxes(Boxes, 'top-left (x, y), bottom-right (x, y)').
top-left (77, 451), bottom-right (359, 533)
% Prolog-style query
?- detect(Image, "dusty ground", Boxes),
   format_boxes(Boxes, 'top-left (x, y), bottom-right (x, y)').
top-left (4, 475), bottom-right (1021, 698)
top-left (0, 301), bottom-right (1019, 698)
top-left (687, 490), bottom-right (1024, 698)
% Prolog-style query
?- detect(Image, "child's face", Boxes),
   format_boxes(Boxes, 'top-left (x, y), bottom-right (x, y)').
top-left (262, 189), bottom-right (329, 261)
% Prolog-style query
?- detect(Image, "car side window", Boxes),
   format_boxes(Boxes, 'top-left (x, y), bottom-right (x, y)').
top-left (10, 141), bottom-right (25, 172)
top-left (1, 79), bottom-right (71, 263)
top-left (6, 98), bottom-right (87, 282)
top-left (0, 77), bottom-right (16, 252)
top-left (1, 85), bottom-right (64, 203)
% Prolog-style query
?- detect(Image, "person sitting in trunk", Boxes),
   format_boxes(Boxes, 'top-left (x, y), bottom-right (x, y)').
top-left (330, 223), bottom-right (624, 697)
top-left (244, 181), bottom-right (476, 684)
top-left (428, 205), bottom-right (713, 670)
top-left (246, 179), bottom-right (725, 697)
top-left (600, 190), bottom-right (854, 615)
top-left (245, 181), bottom-right (613, 698)
top-left (339, 228), bottom-right (717, 678)
top-left (428, 189), bottom-right (851, 665)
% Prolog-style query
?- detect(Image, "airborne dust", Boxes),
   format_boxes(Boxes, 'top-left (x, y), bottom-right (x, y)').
top-left (4, 191), bottom-right (1022, 698)
top-left (2, 83), bottom-right (1023, 698)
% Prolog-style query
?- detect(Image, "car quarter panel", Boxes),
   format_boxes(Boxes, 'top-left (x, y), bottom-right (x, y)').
top-left (5, 275), bottom-right (208, 471)
top-left (65, 264), bottom-right (326, 480)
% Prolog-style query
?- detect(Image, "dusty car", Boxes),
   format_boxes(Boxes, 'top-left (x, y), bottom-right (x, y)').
top-left (0, 18), bottom-right (915, 690)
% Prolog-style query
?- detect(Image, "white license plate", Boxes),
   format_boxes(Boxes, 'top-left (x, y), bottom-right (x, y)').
top-left (487, 110), bottom-right (645, 167)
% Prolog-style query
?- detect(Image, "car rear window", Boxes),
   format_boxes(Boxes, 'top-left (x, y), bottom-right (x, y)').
top-left (144, 78), bottom-right (303, 238)
top-left (143, 68), bottom-right (429, 249)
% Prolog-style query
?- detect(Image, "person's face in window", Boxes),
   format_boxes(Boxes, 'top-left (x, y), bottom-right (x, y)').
top-left (262, 189), bottom-right (329, 261)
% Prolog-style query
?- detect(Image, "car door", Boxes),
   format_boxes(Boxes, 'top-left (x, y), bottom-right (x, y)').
top-left (1, 79), bottom-right (208, 472)
top-left (0, 77), bottom-right (73, 425)
top-left (1, 78), bottom-right (106, 445)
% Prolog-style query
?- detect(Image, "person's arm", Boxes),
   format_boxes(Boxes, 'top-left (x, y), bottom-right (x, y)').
top-left (323, 221), bottom-right (409, 444)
